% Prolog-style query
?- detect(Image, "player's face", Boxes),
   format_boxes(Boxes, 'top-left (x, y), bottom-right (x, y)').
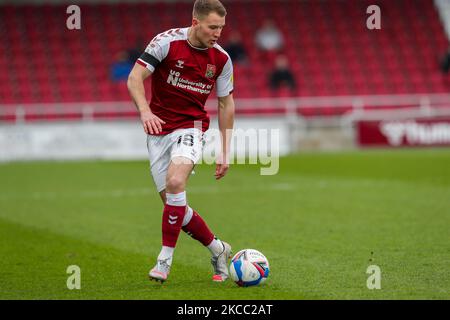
top-left (193, 12), bottom-right (225, 48)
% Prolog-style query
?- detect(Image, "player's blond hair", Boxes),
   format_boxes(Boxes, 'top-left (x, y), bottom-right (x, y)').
top-left (193, 0), bottom-right (227, 19)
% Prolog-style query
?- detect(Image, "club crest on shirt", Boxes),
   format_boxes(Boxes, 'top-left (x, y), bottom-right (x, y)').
top-left (205, 64), bottom-right (216, 79)
top-left (176, 60), bottom-right (184, 68)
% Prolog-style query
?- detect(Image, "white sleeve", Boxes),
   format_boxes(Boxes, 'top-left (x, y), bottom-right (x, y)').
top-left (216, 57), bottom-right (234, 97)
top-left (137, 36), bottom-right (170, 73)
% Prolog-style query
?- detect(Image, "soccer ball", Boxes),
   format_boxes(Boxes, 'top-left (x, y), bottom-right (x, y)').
top-left (229, 249), bottom-right (270, 287)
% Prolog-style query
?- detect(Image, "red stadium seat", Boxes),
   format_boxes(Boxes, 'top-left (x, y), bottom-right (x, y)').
top-left (0, 0), bottom-right (447, 111)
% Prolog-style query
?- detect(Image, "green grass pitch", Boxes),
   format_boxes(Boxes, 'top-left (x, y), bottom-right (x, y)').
top-left (0, 149), bottom-right (449, 299)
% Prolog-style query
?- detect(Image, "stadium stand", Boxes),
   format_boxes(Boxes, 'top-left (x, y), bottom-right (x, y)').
top-left (0, 0), bottom-right (449, 119)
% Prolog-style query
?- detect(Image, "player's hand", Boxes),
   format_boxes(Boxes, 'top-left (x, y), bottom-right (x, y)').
top-left (215, 153), bottom-right (230, 180)
top-left (140, 110), bottom-right (166, 135)
top-left (215, 163), bottom-right (229, 180)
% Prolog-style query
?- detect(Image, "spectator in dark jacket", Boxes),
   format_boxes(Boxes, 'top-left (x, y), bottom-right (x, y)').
top-left (224, 31), bottom-right (248, 65)
top-left (269, 55), bottom-right (296, 91)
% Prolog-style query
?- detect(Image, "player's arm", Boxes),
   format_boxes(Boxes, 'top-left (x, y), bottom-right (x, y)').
top-left (215, 93), bottom-right (235, 180)
top-left (127, 61), bottom-right (165, 135)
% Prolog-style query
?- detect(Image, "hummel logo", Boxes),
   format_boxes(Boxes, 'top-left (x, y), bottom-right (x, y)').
top-left (176, 60), bottom-right (184, 68)
top-left (168, 215), bottom-right (178, 225)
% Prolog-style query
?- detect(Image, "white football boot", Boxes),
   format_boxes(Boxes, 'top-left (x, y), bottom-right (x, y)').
top-left (149, 257), bottom-right (171, 283)
top-left (211, 241), bottom-right (232, 282)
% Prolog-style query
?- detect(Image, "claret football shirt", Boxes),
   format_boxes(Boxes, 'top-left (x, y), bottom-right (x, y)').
top-left (137, 27), bottom-right (234, 135)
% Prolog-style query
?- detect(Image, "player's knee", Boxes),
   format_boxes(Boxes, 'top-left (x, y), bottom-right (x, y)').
top-left (166, 175), bottom-right (186, 193)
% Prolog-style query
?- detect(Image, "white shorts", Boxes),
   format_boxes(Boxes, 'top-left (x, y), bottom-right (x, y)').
top-left (146, 128), bottom-right (204, 192)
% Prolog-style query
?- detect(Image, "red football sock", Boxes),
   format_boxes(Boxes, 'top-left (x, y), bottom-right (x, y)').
top-left (162, 204), bottom-right (186, 247)
top-left (182, 210), bottom-right (215, 246)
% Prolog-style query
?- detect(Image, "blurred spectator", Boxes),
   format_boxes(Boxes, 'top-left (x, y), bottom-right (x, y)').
top-left (224, 31), bottom-right (248, 65)
top-left (269, 55), bottom-right (296, 91)
top-left (110, 51), bottom-right (133, 82)
top-left (255, 19), bottom-right (284, 52)
top-left (127, 38), bottom-right (145, 64)
top-left (440, 45), bottom-right (450, 74)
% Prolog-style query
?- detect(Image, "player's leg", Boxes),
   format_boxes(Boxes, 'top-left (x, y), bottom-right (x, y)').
top-left (182, 206), bottom-right (232, 282)
top-left (160, 187), bottom-right (228, 269)
top-left (146, 133), bottom-right (173, 282)
top-left (149, 128), bottom-right (231, 282)
top-left (163, 128), bottom-right (232, 281)
top-left (158, 191), bottom-right (166, 203)
top-left (149, 158), bottom-right (192, 282)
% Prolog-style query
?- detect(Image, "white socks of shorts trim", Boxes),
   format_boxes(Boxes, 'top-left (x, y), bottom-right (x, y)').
top-left (166, 191), bottom-right (193, 226)
top-left (207, 238), bottom-right (225, 257)
top-left (166, 191), bottom-right (187, 206)
top-left (157, 246), bottom-right (174, 266)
